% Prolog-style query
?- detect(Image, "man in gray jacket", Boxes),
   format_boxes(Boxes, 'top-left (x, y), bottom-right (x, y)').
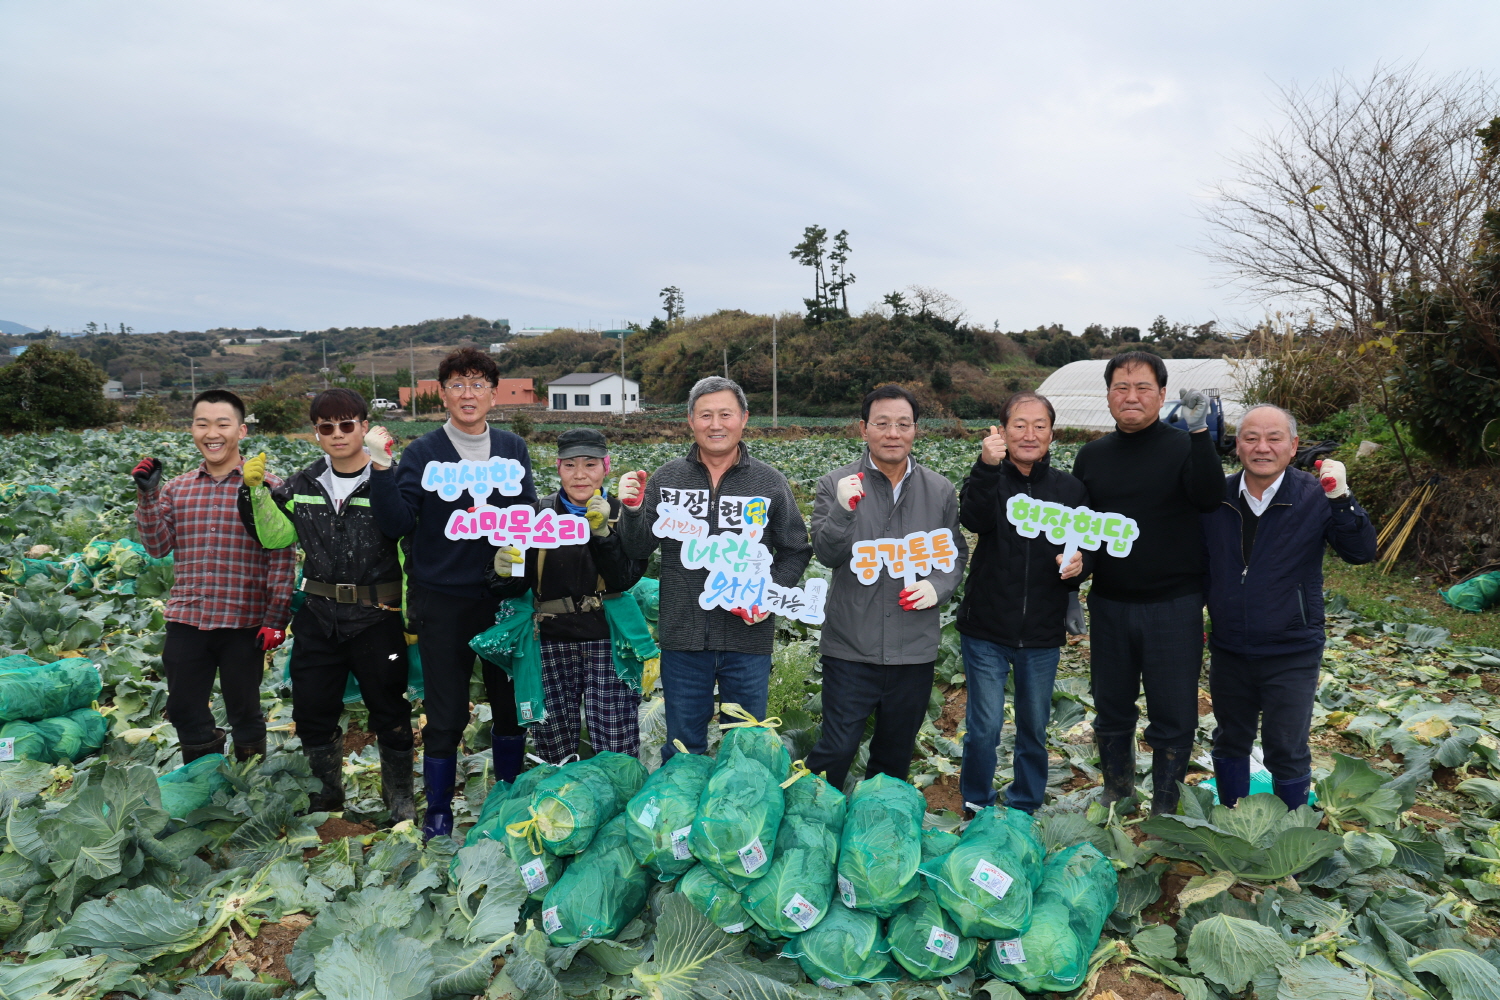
top-left (617, 377), bottom-right (811, 761)
top-left (804, 384), bottom-right (968, 790)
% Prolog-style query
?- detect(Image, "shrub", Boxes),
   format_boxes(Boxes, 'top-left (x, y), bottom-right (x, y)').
top-left (0, 344), bottom-right (117, 431)
top-left (510, 410), bottom-right (533, 439)
top-left (246, 377), bottom-right (313, 434)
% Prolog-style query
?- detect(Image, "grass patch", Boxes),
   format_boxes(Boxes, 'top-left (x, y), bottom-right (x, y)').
top-left (1322, 553), bottom-right (1500, 649)
top-left (767, 640), bottom-right (821, 721)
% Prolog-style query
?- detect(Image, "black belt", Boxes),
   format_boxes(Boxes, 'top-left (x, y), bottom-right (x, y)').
top-left (300, 579), bottom-right (402, 606)
top-left (533, 592), bottom-right (621, 616)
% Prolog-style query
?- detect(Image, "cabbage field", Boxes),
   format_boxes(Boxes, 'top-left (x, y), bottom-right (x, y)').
top-left (0, 428), bottom-right (1498, 1000)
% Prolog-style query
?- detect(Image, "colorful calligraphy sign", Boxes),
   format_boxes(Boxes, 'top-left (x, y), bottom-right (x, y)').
top-left (1005, 494), bottom-right (1140, 573)
top-left (443, 503), bottom-right (591, 555)
top-left (848, 528), bottom-right (960, 587)
top-left (420, 457), bottom-right (527, 502)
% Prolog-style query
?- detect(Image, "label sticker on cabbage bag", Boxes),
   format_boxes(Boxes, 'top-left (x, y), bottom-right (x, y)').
top-left (520, 859), bottom-right (550, 893)
top-left (636, 801), bottom-right (660, 828)
top-left (671, 826), bottom-right (693, 860)
top-left (838, 874), bottom-right (856, 907)
top-left (0, 738), bottom-right (13, 762)
top-left (925, 926), bottom-right (959, 960)
top-left (817, 979), bottom-right (843, 991)
top-left (782, 893), bottom-right (820, 931)
top-left (738, 837), bottom-right (767, 874)
top-left (969, 859), bottom-right (1013, 899)
top-left (994, 937), bottom-right (1026, 965)
top-left (724, 922), bottom-right (747, 933)
top-left (542, 906), bottom-right (562, 934)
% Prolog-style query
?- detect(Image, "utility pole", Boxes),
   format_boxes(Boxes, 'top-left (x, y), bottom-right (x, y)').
top-left (620, 329), bottom-right (626, 417)
top-left (723, 348), bottom-right (728, 379)
top-left (772, 318), bottom-right (778, 429)
top-left (409, 340), bottom-right (417, 419)
top-left (371, 356), bottom-right (377, 403)
top-left (188, 357), bottom-right (196, 395)
top-left (321, 341), bottom-right (330, 390)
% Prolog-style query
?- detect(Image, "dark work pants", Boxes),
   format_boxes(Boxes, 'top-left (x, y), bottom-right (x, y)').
top-left (804, 655), bottom-right (935, 792)
top-left (163, 622), bottom-right (265, 748)
top-left (1209, 646), bottom-right (1320, 782)
top-left (1089, 593), bottom-right (1204, 751)
top-left (289, 609), bottom-right (415, 752)
top-left (407, 584), bottom-right (522, 757)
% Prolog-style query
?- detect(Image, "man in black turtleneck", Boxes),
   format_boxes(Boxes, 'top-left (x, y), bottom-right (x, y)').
top-left (1071, 352), bottom-right (1225, 815)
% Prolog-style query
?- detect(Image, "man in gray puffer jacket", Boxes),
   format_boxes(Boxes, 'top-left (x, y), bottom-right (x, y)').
top-left (804, 384), bottom-right (968, 790)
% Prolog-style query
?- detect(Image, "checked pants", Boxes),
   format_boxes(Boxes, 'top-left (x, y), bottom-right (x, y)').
top-left (531, 638), bottom-right (640, 763)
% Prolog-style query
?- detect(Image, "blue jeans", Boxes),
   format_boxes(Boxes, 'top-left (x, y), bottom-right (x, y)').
top-left (959, 636), bottom-right (1060, 813)
top-left (659, 649), bottom-right (771, 762)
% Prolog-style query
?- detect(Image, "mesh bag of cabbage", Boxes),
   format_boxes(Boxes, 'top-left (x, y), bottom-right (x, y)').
top-left (781, 900), bottom-right (902, 988)
top-left (918, 806), bottom-right (1041, 939)
top-left (626, 750), bottom-right (713, 880)
top-left (980, 843), bottom-right (1117, 992)
top-left (835, 773), bottom-right (925, 917)
top-left (540, 813), bottom-right (649, 945)
top-left (679, 863), bottom-right (755, 934)
top-left (0, 656), bottom-right (102, 723)
top-left (1039, 841), bottom-right (1118, 937)
top-left (0, 720), bottom-right (49, 762)
top-left (689, 746), bottom-right (784, 886)
top-left (462, 765), bottom-right (563, 901)
top-left (717, 704), bottom-right (791, 781)
top-left (65, 707), bottom-right (108, 758)
top-left (741, 815), bottom-right (838, 936)
top-left (887, 884), bottom-right (979, 980)
top-left (782, 766), bottom-right (846, 835)
top-left (31, 714), bottom-right (83, 763)
top-left (527, 751), bottom-right (647, 856)
top-left (157, 753), bottom-right (231, 819)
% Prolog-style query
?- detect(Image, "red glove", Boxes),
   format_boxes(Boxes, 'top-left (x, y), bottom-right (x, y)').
top-left (257, 627), bottom-right (286, 651)
top-left (731, 605), bottom-right (769, 625)
top-left (619, 470), bottom-right (648, 508)
top-left (131, 457), bottom-right (162, 491)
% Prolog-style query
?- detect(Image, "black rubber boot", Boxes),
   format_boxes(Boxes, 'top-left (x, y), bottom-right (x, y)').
top-left (380, 743), bottom-right (417, 825)
top-left (1275, 773), bottom-right (1313, 812)
top-left (1150, 746), bottom-right (1193, 815)
top-left (181, 728), bottom-right (226, 765)
top-left (492, 733), bottom-right (527, 785)
top-left (305, 735), bottom-right (346, 812)
top-left (234, 738), bottom-right (268, 763)
top-left (1096, 732), bottom-right (1136, 809)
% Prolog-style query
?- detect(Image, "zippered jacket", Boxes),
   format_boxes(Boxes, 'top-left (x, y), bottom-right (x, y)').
top-left (811, 450), bottom-right (967, 664)
top-left (1202, 469), bottom-right (1376, 656)
top-left (955, 454), bottom-right (1092, 649)
top-left (617, 442), bottom-right (811, 655)
top-left (237, 456), bottom-right (402, 639)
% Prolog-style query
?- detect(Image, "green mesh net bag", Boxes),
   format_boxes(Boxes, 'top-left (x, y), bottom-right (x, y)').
top-left (741, 814), bottom-right (839, 936)
top-left (689, 746), bottom-right (784, 887)
top-left (540, 813), bottom-right (649, 945)
top-left (0, 656), bottom-right (102, 723)
top-left (526, 751), bottom-right (647, 856)
top-left (922, 828), bottom-right (960, 860)
top-left (462, 765), bottom-right (564, 900)
top-left (982, 899), bottom-right (1087, 990)
top-left (887, 884), bottom-right (979, 980)
top-left (679, 863), bottom-right (754, 934)
top-left (782, 767), bottom-right (846, 834)
top-left (0, 721), bottom-right (49, 762)
top-left (836, 774), bottom-right (924, 917)
top-left (31, 715), bottom-right (83, 763)
top-left (157, 754), bottom-right (231, 819)
top-left (1443, 571), bottom-right (1500, 613)
top-left (64, 707), bottom-right (108, 758)
top-left (626, 750), bottom-right (713, 880)
top-left (781, 900), bottom-right (902, 988)
top-left (918, 807), bottom-right (1041, 940)
top-left (718, 704), bottom-right (791, 781)
top-left (1039, 841), bottom-right (1118, 937)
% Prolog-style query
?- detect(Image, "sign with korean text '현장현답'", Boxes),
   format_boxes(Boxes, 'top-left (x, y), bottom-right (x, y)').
top-left (1005, 494), bottom-right (1140, 575)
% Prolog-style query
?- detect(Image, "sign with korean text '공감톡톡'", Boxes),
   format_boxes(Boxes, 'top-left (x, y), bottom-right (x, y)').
top-left (848, 528), bottom-right (960, 587)
top-left (652, 497), bottom-right (827, 625)
top-left (1005, 494), bottom-right (1140, 575)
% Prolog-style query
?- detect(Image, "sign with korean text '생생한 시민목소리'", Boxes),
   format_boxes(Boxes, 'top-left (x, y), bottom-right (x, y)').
top-left (1005, 494), bottom-right (1140, 575)
top-left (651, 493), bottom-right (828, 625)
top-left (848, 528), bottom-right (960, 588)
top-left (422, 458), bottom-right (591, 556)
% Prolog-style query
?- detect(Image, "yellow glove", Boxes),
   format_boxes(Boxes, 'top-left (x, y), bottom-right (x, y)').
top-left (492, 545), bottom-right (524, 578)
top-left (586, 490), bottom-right (611, 537)
top-left (641, 656), bottom-right (660, 693)
top-left (242, 452), bottom-right (269, 489)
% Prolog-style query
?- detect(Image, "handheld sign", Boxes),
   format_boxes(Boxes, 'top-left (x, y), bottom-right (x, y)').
top-left (848, 528), bottom-right (960, 589)
top-left (420, 457), bottom-right (528, 501)
top-left (1005, 495), bottom-right (1139, 575)
top-left (422, 457), bottom-right (590, 558)
top-left (652, 499), bottom-right (827, 626)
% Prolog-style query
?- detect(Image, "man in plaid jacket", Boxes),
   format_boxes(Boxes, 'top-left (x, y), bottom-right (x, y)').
top-left (133, 389), bottom-right (296, 764)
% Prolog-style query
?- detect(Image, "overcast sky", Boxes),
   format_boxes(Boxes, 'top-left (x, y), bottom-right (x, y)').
top-left (2, 3), bottom-right (1497, 335)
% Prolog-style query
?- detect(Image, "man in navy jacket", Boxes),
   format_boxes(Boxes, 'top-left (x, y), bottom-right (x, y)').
top-left (1203, 404), bottom-right (1376, 811)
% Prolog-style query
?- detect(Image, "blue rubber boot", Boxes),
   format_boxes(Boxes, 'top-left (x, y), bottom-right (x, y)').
top-left (492, 732), bottom-right (527, 784)
top-left (421, 754), bottom-right (457, 842)
top-left (1275, 773), bottom-right (1312, 812)
top-left (1213, 756), bottom-right (1251, 808)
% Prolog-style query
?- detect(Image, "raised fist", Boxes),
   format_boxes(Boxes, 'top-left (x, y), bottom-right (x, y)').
top-left (619, 471), bottom-right (647, 508)
top-left (836, 473), bottom-right (865, 511)
top-left (131, 457), bottom-right (162, 492)
top-left (242, 452), bottom-right (269, 489)
top-left (1179, 389), bottom-right (1210, 433)
top-left (364, 426), bottom-right (395, 470)
top-left (1315, 458), bottom-right (1348, 499)
top-left (586, 491), bottom-right (611, 537)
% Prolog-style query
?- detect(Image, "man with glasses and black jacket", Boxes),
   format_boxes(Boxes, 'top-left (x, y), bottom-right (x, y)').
top-left (238, 388), bottom-right (416, 825)
top-left (369, 347), bottom-right (537, 840)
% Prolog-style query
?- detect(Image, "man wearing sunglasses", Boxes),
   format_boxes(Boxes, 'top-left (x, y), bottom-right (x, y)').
top-left (369, 346), bottom-right (536, 840)
top-left (237, 388), bottom-right (416, 825)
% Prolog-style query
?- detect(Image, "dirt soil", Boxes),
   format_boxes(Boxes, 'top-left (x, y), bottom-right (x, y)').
top-left (343, 725), bottom-right (377, 755)
top-left (209, 913), bottom-right (309, 981)
top-left (935, 686), bottom-right (967, 737)
top-left (1090, 964), bottom-right (1183, 1000)
top-left (316, 817), bottom-right (377, 843)
top-left (923, 773), bottom-right (964, 814)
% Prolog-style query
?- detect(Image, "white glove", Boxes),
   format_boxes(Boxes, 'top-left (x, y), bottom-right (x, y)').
top-left (618, 471), bottom-right (647, 509)
top-left (981, 425), bottom-right (1007, 466)
top-left (492, 545), bottom-right (523, 578)
top-left (898, 580), bottom-right (937, 611)
top-left (1178, 389), bottom-right (1209, 433)
top-left (835, 473), bottom-right (865, 511)
top-left (365, 427), bottom-right (395, 470)
top-left (1315, 458), bottom-right (1348, 499)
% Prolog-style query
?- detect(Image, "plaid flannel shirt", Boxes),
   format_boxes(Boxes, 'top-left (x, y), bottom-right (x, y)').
top-left (136, 463), bottom-right (295, 630)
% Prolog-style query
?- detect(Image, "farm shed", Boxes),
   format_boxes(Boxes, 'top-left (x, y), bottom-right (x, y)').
top-left (1034, 357), bottom-right (1264, 431)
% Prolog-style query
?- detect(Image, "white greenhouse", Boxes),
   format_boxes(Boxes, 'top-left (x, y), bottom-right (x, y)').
top-left (1034, 357), bottom-right (1264, 432)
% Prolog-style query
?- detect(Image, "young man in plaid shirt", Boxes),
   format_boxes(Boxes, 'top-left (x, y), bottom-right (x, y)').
top-left (133, 389), bottom-right (296, 764)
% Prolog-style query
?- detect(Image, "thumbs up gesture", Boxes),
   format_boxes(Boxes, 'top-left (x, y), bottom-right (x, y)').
top-left (981, 425), bottom-right (1007, 466)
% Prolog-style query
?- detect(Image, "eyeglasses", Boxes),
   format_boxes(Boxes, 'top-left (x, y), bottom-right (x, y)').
top-left (869, 421), bottom-right (915, 433)
top-left (444, 381), bottom-right (493, 393)
top-left (315, 420), bottom-right (359, 435)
